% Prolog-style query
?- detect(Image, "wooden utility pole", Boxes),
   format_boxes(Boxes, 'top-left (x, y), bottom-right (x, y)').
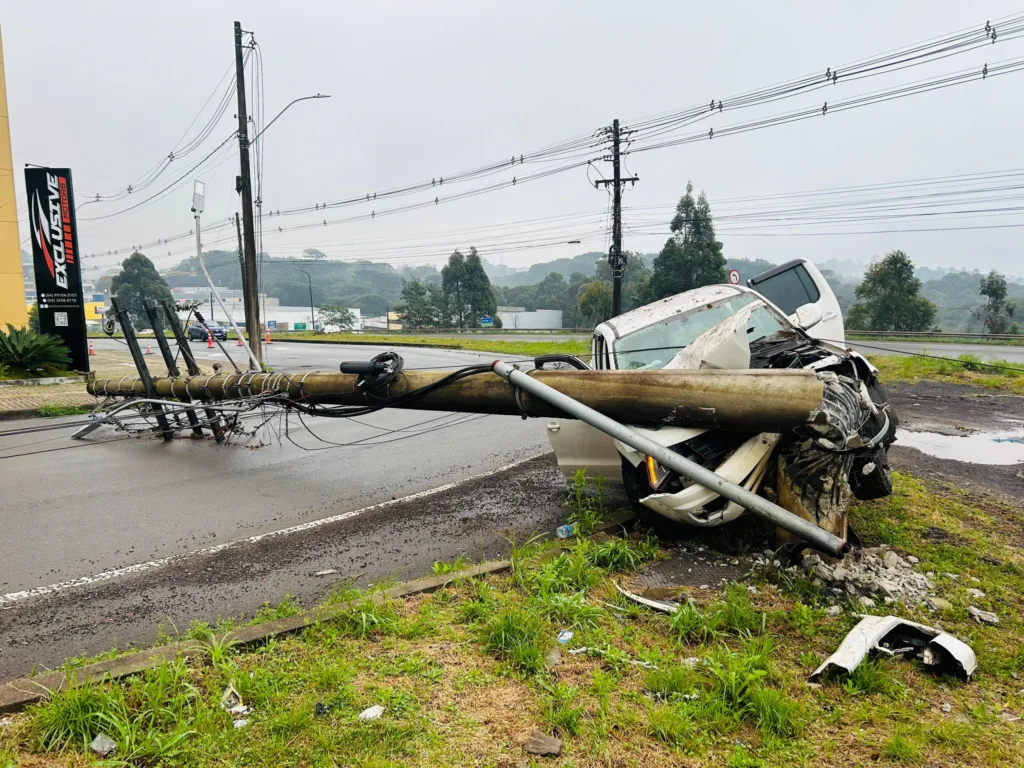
top-left (594, 119), bottom-right (638, 317)
top-left (234, 20), bottom-right (262, 364)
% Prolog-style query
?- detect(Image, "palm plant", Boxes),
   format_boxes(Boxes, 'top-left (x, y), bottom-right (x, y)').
top-left (0, 324), bottom-right (73, 376)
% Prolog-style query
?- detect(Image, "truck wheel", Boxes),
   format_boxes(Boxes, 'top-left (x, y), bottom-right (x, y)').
top-left (621, 457), bottom-right (684, 536)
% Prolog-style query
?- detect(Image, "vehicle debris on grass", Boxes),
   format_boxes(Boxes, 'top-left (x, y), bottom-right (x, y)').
top-left (809, 614), bottom-right (978, 683)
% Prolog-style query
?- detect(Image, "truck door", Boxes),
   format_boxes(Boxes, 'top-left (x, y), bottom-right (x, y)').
top-left (747, 259), bottom-right (845, 342)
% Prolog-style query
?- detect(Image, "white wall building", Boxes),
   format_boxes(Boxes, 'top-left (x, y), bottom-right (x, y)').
top-left (264, 305), bottom-right (362, 332)
top-left (496, 307), bottom-right (563, 329)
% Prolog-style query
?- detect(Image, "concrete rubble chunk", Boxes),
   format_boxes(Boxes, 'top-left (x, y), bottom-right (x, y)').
top-left (524, 730), bottom-right (563, 757)
top-left (90, 733), bottom-right (117, 757)
top-left (544, 647), bottom-right (562, 668)
top-left (831, 566), bottom-right (852, 582)
top-left (882, 551), bottom-right (903, 569)
top-left (941, 703), bottom-right (952, 713)
top-left (826, 605), bottom-right (843, 617)
top-left (859, 596), bottom-right (876, 609)
top-left (968, 606), bottom-right (999, 625)
top-left (926, 597), bottom-right (953, 612)
top-left (966, 588), bottom-right (986, 599)
top-left (907, 555), bottom-right (920, 564)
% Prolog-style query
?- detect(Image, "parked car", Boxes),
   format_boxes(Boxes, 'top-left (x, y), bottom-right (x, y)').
top-left (187, 324), bottom-right (228, 342)
top-left (544, 258), bottom-right (897, 529)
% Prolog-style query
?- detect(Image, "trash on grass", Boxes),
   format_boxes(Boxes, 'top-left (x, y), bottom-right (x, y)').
top-left (554, 524), bottom-right (575, 539)
top-left (614, 581), bottom-right (679, 615)
top-left (809, 614), bottom-right (977, 683)
top-left (315, 702), bottom-right (330, 717)
top-left (556, 629), bottom-right (574, 644)
top-left (90, 732), bottom-right (117, 757)
top-left (358, 704), bottom-right (385, 722)
top-left (315, 569), bottom-right (338, 577)
top-left (229, 703), bottom-right (250, 716)
top-left (220, 684), bottom-right (242, 711)
top-left (233, 719), bottom-right (249, 729)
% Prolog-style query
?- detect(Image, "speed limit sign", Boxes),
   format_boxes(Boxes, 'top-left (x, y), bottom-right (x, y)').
top-left (728, 268), bottom-right (740, 285)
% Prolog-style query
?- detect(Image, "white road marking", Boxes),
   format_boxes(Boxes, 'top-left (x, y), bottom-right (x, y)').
top-left (0, 452), bottom-right (549, 609)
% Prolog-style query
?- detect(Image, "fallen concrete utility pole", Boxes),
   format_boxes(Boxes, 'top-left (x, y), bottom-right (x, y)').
top-left (88, 368), bottom-right (827, 432)
top-left (492, 360), bottom-right (848, 556)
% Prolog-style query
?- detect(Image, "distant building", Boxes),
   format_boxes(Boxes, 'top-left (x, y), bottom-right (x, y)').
top-left (496, 307), bottom-right (563, 330)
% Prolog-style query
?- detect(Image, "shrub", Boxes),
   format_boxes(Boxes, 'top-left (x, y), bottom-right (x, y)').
top-left (0, 324), bottom-right (72, 376)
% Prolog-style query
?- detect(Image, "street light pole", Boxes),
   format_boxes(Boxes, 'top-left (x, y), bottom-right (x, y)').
top-left (294, 268), bottom-right (315, 332)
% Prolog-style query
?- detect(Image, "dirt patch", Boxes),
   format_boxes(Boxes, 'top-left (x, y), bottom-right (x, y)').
top-left (886, 380), bottom-right (1024, 505)
top-left (888, 379), bottom-right (1024, 433)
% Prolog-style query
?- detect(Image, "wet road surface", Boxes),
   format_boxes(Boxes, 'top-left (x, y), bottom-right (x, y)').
top-left (0, 455), bottom-right (571, 679)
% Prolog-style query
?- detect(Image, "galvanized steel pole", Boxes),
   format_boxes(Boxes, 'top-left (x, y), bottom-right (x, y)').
top-left (491, 360), bottom-right (848, 556)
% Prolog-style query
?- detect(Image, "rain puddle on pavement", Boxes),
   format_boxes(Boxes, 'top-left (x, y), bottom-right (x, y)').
top-left (896, 428), bottom-right (1024, 465)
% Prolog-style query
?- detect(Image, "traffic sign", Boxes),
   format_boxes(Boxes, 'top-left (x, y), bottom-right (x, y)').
top-left (728, 269), bottom-right (741, 285)
top-left (294, 322), bottom-right (307, 331)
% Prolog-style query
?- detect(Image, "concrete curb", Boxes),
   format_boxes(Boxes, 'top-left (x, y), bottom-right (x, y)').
top-left (0, 375), bottom-right (88, 387)
top-left (0, 560), bottom-right (511, 714)
top-left (0, 408), bottom-right (41, 422)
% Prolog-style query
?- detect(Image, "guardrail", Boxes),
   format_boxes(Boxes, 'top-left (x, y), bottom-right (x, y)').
top-left (847, 330), bottom-right (1024, 341)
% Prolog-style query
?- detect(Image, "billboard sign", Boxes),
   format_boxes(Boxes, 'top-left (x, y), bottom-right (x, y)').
top-left (24, 167), bottom-right (89, 371)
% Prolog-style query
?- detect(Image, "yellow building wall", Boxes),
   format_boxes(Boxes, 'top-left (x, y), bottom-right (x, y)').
top-left (0, 23), bottom-right (28, 328)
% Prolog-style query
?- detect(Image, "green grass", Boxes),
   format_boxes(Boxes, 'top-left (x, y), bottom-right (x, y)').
top-left (4, 472), bottom-right (1024, 766)
top-left (36, 403), bottom-right (93, 417)
top-left (279, 330), bottom-right (591, 360)
top-left (868, 353), bottom-right (1024, 392)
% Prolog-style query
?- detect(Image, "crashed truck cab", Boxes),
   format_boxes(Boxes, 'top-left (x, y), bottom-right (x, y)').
top-left (545, 258), bottom-right (896, 529)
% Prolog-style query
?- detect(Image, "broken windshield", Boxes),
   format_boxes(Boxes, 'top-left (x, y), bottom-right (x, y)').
top-left (614, 294), bottom-right (759, 370)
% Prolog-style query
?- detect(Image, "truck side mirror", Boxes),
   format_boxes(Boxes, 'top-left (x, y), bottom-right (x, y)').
top-left (794, 303), bottom-right (823, 329)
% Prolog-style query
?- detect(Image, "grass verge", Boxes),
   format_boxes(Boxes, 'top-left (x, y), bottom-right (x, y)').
top-left (2, 472), bottom-right (1022, 766)
top-left (36, 403), bottom-right (94, 418)
top-left (868, 353), bottom-right (1024, 393)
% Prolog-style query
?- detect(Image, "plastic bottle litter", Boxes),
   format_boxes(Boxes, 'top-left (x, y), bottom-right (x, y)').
top-left (358, 705), bottom-right (384, 722)
top-left (555, 524), bottom-right (575, 539)
top-left (556, 629), bottom-right (574, 644)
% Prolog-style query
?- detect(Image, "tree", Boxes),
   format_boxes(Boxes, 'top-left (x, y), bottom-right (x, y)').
top-left (974, 270), bottom-right (1017, 334)
top-left (303, 248), bottom-right (327, 261)
top-left (847, 250), bottom-right (937, 332)
top-left (578, 281), bottom-right (613, 326)
top-left (317, 305), bottom-right (356, 330)
top-left (440, 247), bottom-right (496, 328)
top-left (27, 303), bottom-right (39, 333)
top-left (394, 279), bottom-right (438, 328)
top-left (109, 252), bottom-right (173, 329)
top-left (596, 252), bottom-right (652, 310)
top-left (648, 182), bottom-right (726, 300)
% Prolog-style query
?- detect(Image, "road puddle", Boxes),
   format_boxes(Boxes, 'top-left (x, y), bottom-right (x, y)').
top-left (896, 428), bottom-right (1024, 465)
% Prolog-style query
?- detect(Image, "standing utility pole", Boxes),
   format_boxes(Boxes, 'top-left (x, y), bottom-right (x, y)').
top-left (593, 119), bottom-right (638, 317)
top-left (234, 20), bottom-right (262, 364)
top-left (235, 212), bottom-right (247, 301)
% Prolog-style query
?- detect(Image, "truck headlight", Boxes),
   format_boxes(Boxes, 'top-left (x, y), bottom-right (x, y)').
top-left (645, 456), bottom-right (672, 490)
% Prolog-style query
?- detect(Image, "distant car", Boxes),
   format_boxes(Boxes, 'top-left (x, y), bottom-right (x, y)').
top-left (187, 324), bottom-right (228, 342)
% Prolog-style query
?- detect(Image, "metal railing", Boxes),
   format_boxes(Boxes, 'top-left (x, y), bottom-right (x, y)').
top-left (847, 330), bottom-right (1024, 342)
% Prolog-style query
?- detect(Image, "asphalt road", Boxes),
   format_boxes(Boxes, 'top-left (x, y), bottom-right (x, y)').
top-left (0, 341), bottom-right (567, 677)
top-left (846, 340), bottom-right (1024, 364)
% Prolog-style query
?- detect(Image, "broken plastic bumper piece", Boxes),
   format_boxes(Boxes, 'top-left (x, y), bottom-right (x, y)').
top-left (809, 614), bottom-right (977, 682)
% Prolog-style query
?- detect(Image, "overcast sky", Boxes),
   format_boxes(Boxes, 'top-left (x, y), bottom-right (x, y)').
top-left (5, 1), bottom-right (1023, 279)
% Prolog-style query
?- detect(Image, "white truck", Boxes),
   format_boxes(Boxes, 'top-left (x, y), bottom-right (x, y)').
top-left (543, 258), bottom-right (895, 529)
